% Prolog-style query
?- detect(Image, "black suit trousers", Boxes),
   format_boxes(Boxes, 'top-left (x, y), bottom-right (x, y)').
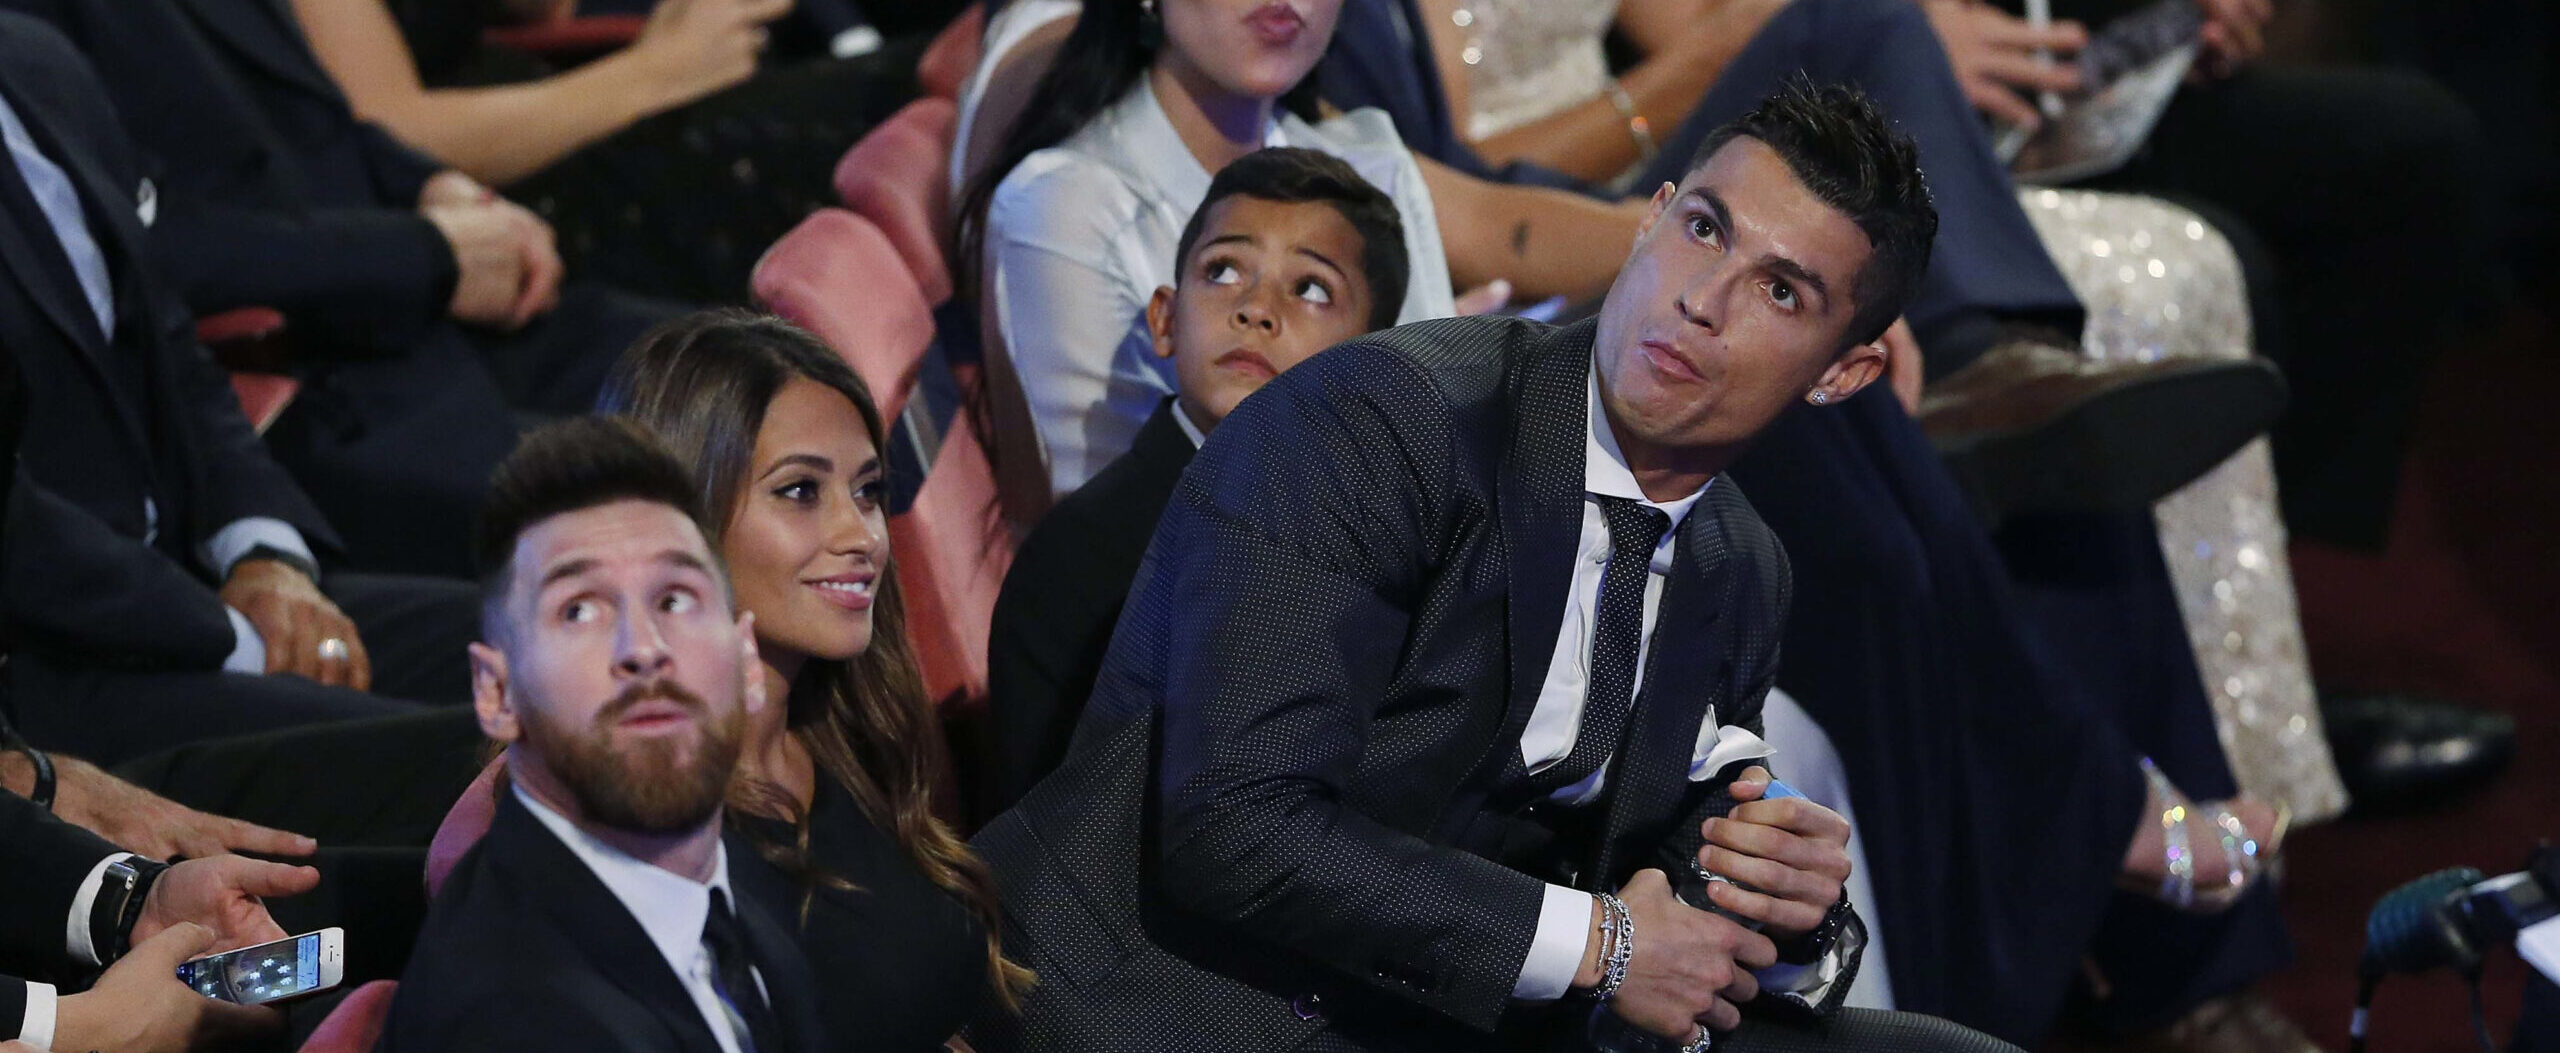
top-left (2076, 66), bottom-right (2490, 547)
top-left (7, 571), bottom-right (478, 763)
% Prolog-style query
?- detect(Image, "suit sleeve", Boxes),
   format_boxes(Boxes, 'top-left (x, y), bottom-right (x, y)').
top-left (0, 793), bottom-right (120, 967)
top-left (1143, 345), bottom-right (1548, 1031)
top-left (355, 121), bottom-right (442, 210)
top-left (3, 464), bottom-right (241, 670)
top-left (149, 196), bottom-right (456, 356)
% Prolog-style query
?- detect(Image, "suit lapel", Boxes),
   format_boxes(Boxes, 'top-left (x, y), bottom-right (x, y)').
top-left (0, 63), bottom-right (163, 480)
top-left (0, 76), bottom-right (105, 357)
top-left (1492, 320), bottom-right (1601, 763)
top-left (1594, 492), bottom-right (1735, 881)
top-left (486, 796), bottom-right (728, 1051)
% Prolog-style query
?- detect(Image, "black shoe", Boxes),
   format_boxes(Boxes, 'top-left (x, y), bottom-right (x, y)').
top-left (1918, 339), bottom-right (2288, 522)
top-left (2322, 692), bottom-right (2516, 813)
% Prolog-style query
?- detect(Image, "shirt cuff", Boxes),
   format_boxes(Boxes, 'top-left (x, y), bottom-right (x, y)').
top-left (223, 607), bottom-right (265, 674)
top-left (66, 853), bottom-right (133, 966)
top-left (203, 517), bottom-right (313, 581)
top-left (1513, 884), bottom-right (1596, 1000)
top-left (18, 980), bottom-right (56, 1050)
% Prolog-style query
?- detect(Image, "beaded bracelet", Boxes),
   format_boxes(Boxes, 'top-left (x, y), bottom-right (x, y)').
top-left (1592, 892), bottom-right (1635, 1003)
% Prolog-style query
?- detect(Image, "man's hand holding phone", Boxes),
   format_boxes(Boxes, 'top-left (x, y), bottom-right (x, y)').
top-left (55, 924), bottom-right (282, 1053)
top-left (1579, 868), bottom-right (1777, 1040)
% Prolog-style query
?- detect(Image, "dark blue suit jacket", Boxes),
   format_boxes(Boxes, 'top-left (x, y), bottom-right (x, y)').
top-left (0, 13), bottom-right (337, 670)
top-left (971, 317), bottom-right (1805, 1051)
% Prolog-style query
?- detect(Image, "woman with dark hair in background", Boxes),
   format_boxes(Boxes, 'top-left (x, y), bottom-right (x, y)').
top-left (600, 311), bottom-right (1031, 1051)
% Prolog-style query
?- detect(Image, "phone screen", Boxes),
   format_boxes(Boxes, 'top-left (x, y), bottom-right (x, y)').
top-left (175, 932), bottom-right (326, 1005)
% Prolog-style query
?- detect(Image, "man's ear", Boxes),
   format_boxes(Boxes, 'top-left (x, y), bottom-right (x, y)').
top-left (1811, 334), bottom-right (1891, 404)
top-left (468, 642), bottom-right (519, 743)
top-left (1146, 285), bottom-right (1179, 361)
top-left (1634, 181), bottom-right (1678, 246)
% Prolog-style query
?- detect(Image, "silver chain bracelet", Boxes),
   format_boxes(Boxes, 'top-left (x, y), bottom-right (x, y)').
top-left (1592, 892), bottom-right (1635, 1003)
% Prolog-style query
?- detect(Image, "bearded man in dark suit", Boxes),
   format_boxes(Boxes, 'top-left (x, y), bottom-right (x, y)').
top-left (971, 82), bottom-right (2018, 1053)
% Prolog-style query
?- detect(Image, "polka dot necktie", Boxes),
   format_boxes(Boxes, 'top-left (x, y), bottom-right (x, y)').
top-left (1533, 496), bottom-right (1672, 795)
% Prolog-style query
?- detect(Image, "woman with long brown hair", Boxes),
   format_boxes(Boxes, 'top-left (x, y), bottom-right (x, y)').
top-left (600, 309), bottom-right (1028, 1051)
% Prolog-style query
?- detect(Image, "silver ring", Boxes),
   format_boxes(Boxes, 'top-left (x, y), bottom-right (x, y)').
top-left (316, 637), bottom-right (351, 662)
top-left (1683, 1023), bottom-right (1714, 1053)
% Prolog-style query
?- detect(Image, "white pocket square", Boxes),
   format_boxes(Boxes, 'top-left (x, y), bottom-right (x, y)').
top-left (1688, 712), bottom-right (1775, 781)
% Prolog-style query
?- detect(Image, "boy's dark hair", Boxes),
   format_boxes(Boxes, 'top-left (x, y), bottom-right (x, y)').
top-left (1173, 147), bottom-right (1410, 332)
top-left (473, 415), bottom-right (717, 638)
top-left (1688, 78), bottom-right (1939, 348)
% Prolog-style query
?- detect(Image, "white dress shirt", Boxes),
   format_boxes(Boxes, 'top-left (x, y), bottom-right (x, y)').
top-left (514, 785), bottom-right (761, 1053)
top-left (1510, 369), bottom-right (1779, 1001)
top-left (0, 90), bottom-right (313, 677)
top-left (983, 77), bottom-right (1457, 496)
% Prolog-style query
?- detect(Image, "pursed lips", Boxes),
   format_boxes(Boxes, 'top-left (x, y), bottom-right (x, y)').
top-left (1637, 338), bottom-right (1709, 384)
top-left (1244, 2), bottom-right (1304, 45)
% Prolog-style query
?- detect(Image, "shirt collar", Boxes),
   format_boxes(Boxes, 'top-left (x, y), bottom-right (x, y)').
top-left (1169, 399), bottom-right (1209, 449)
top-left (513, 781), bottom-right (733, 976)
top-left (1584, 364), bottom-right (1711, 526)
top-left (1116, 77), bottom-right (1294, 210)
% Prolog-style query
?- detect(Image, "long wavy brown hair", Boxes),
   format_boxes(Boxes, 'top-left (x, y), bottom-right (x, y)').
top-left (599, 309), bottom-right (1031, 1007)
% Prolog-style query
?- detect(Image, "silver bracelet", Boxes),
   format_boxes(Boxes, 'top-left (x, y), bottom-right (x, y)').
top-left (1604, 79), bottom-right (1659, 162)
top-left (1592, 892), bottom-right (1635, 1002)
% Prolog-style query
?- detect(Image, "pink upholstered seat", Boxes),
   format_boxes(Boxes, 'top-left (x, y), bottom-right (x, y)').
top-left (916, 4), bottom-right (984, 101)
top-left (424, 758), bottom-right (504, 900)
top-left (228, 373), bottom-right (300, 435)
top-left (832, 97), bottom-right (959, 305)
top-left (888, 409), bottom-right (1012, 710)
top-left (750, 209), bottom-right (937, 423)
top-left (296, 979), bottom-right (398, 1053)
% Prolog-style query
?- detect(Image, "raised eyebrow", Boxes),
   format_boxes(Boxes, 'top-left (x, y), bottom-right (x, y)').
top-left (535, 556), bottom-right (599, 595)
top-left (1683, 188), bottom-right (1730, 230)
top-left (661, 549), bottom-right (717, 580)
top-left (1194, 232), bottom-right (1259, 260)
top-left (1292, 246), bottom-right (1349, 282)
top-left (1759, 255), bottom-right (1833, 308)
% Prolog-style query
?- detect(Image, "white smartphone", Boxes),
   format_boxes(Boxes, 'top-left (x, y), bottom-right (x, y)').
top-left (174, 927), bottom-right (345, 1006)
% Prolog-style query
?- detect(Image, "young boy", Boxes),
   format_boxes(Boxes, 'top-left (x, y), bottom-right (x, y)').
top-left (982, 147), bottom-right (1411, 814)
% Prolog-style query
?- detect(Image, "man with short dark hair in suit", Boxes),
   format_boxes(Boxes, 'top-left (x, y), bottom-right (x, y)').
top-left (971, 83), bottom-right (1994, 1052)
top-left (0, 0), bottom-right (680, 578)
top-left (0, 11), bottom-right (481, 764)
top-left (0, 789), bottom-right (324, 1052)
top-left (382, 417), bottom-right (824, 1053)
top-left (983, 146), bottom-right (1412, 816)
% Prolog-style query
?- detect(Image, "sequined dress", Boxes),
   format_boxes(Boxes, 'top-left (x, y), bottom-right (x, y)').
top-left (2016, 189), bottom-right (2346, 821)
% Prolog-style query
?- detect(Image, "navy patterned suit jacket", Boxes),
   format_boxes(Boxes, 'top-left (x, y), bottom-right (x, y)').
top-left (971, 316), bottom-right (1808, 1051)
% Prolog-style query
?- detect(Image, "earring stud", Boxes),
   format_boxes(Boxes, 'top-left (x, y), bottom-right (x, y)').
top-left (1808, 390), bottom-right (1830, 405)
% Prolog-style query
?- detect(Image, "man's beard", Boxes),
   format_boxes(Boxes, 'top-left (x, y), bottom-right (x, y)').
top-left (519, 678), bottom-right (744, 835)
